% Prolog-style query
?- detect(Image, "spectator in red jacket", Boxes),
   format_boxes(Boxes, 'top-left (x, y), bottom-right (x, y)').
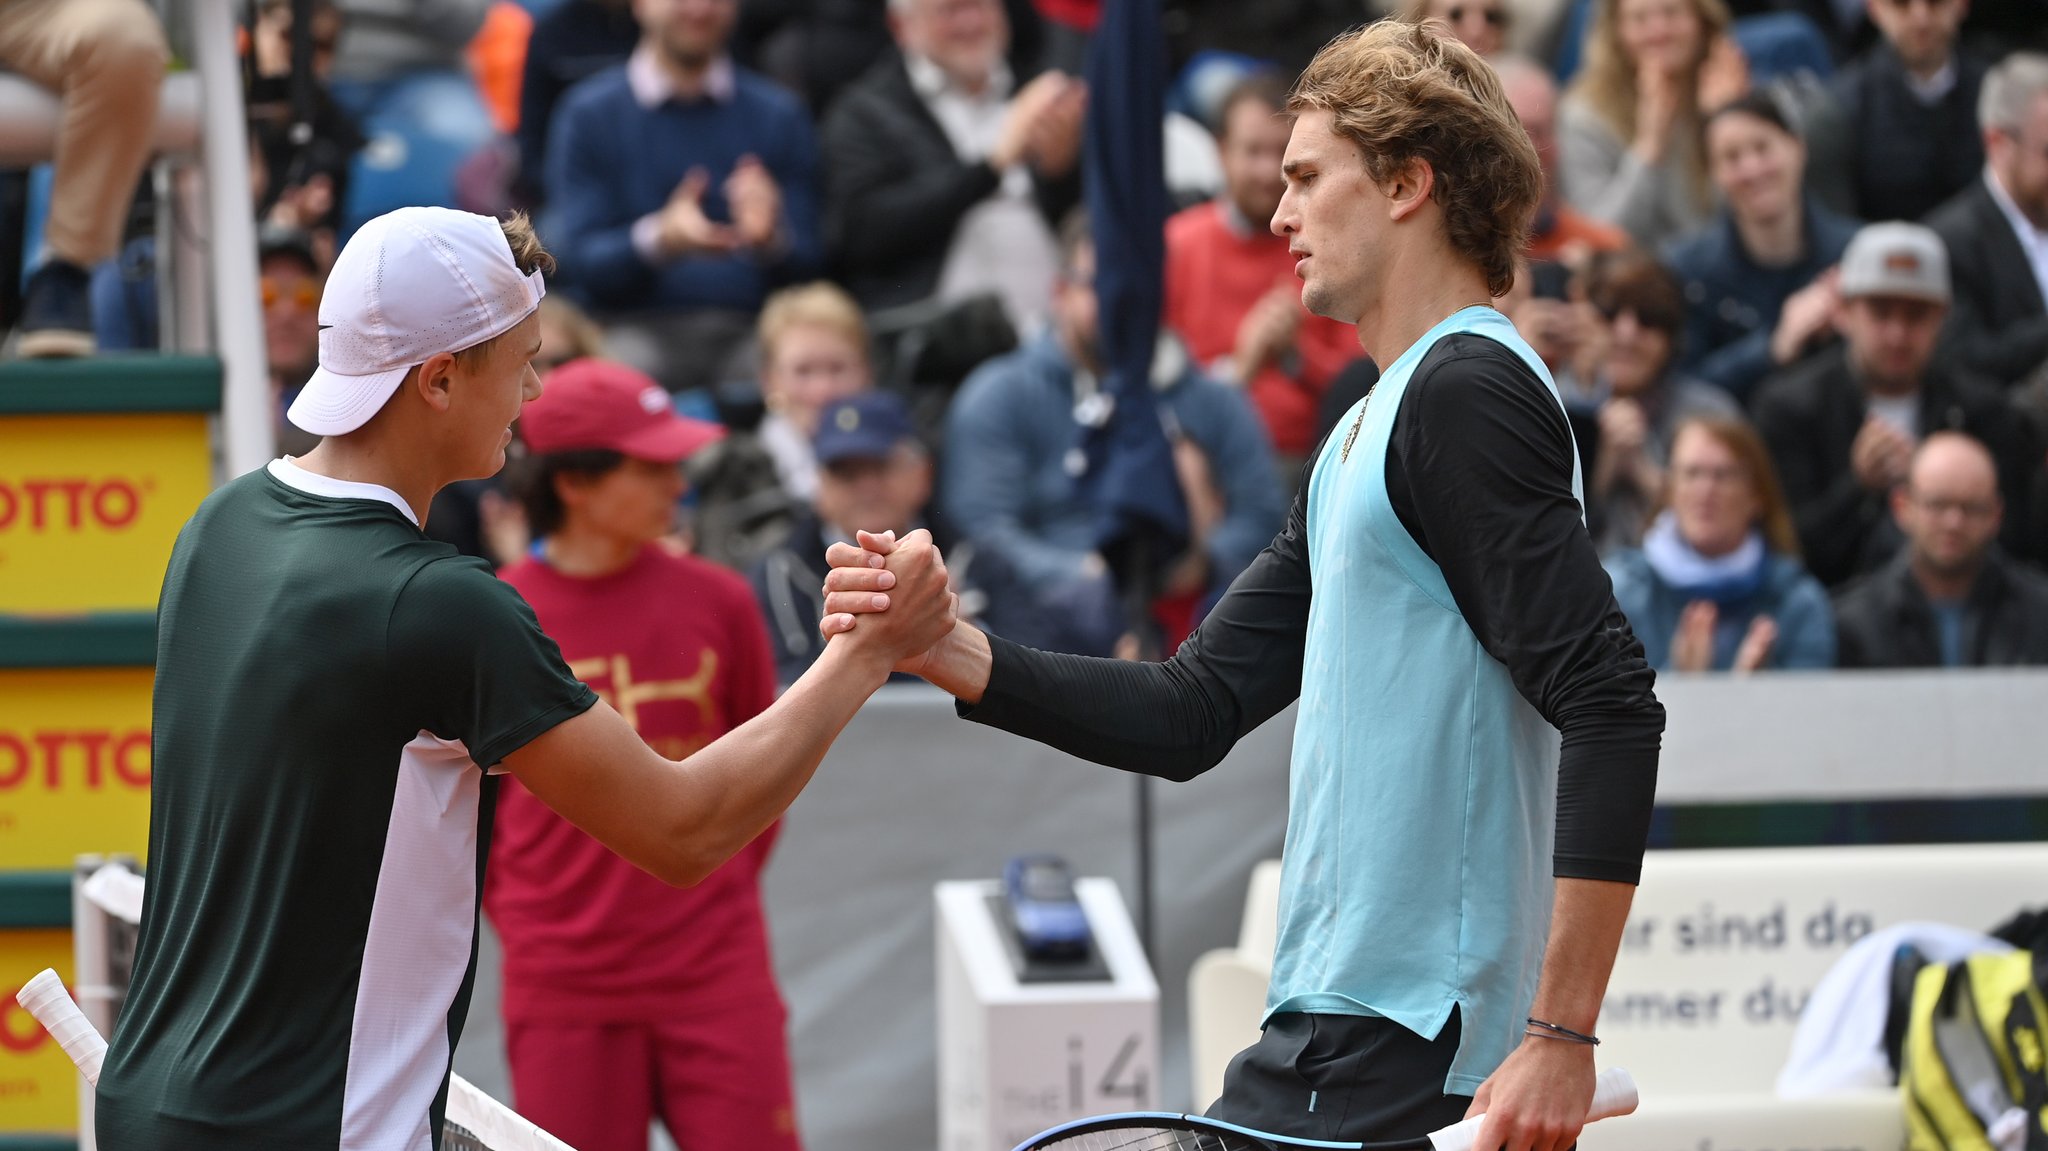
top-left (1164, 71), bottom-right (1360, 466)
top-left (488, 358), bottom-right (800, 1151)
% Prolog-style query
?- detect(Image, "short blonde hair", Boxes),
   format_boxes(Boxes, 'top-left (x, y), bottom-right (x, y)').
top-left (454, 212), bottom-right (556, 372)
top-left (757, 281), bottom-right (871, 369)
top-left (1288, 20), bottom-right (1542, 297)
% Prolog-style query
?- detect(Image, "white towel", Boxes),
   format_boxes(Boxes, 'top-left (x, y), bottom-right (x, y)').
top-left (1776, 920), bottom-right (2010, 1098)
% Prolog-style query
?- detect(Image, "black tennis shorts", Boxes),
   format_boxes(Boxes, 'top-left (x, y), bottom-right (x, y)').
top-left (1204, 1009), bottom-right (1473, 1143)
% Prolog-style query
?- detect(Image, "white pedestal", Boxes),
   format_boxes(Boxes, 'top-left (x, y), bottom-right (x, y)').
top-left (935, 878), bottom-right (1161, 1151)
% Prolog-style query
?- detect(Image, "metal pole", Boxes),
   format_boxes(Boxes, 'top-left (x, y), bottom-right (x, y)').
top-left (1136, 775), bottom-right (1154, 962)
top-left (288, 0), bottom-right (317, 144)
top-left (190, 0), bottom-right (274, 479)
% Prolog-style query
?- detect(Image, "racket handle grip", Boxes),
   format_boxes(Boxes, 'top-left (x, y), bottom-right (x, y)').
top-left (1426, 1067), bottom-right (1638, 1151)
top-left (17, 969), bottom-right (107, 1087)
top-left (1587, 1067), bottom-right (1639, 1119)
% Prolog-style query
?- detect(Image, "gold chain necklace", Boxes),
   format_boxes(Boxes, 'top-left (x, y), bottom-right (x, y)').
top-left (1341, 304), bottom-right (1492, 463)
top-left (1339, 383), bottom-right (1376, 463)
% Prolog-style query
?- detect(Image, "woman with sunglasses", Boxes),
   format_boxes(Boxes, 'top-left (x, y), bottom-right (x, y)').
top-left (1575, 252), bottom-right (1742, 553)
top-left (1402, 0), bottom-right (1510, 57)
top-left (1663, 89), bottom-right (1860, 404)
top-left (259, 227), bottom-right (326, 457)
top-left (1604, 415), bottom-right (1833, 672)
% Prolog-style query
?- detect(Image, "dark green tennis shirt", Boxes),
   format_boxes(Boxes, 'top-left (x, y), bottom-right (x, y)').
top-left (95, 460), bottom-right (597, 1151)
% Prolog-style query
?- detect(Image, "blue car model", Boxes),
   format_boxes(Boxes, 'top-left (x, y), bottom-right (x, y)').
top-left (1004, 854), bottom-right (1092, 962)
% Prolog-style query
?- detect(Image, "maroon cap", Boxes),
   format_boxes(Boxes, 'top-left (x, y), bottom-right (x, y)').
top-left (519, 358), bottom-right (725, 462)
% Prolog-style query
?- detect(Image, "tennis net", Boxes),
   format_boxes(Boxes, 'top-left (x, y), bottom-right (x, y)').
top-left (38, 862), bottom-right (576, 1151)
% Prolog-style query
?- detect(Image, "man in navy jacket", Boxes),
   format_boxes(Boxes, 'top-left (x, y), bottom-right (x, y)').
top-left (545, 0), bottom-right (821, 393)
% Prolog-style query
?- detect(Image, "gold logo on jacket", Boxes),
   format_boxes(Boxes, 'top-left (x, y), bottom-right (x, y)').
top-left (567, 650), bottom-right (719, 733)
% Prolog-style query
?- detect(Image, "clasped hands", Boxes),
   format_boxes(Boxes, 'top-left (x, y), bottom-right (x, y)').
top-left (653, 156), bottom-right (786, 259)
top-left (817, 529), bottom-right (963, 677)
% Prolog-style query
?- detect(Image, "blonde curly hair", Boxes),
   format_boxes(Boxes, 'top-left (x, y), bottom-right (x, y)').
top-left (1288, 20), bottom-right (1542, 297)
top-left (453, 212), bottom-right (556, 372)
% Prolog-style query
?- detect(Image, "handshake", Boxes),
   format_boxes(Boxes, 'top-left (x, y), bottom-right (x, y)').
top-left (816, 529), bottom-right (981, 689)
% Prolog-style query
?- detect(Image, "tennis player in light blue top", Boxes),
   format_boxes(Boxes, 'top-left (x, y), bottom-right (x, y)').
top-left (823, 20), bottom-right (1665, 1151)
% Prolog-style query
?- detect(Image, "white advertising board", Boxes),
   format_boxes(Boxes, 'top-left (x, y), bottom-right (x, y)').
top-left (937, 878), bottom-right (1160, 1151)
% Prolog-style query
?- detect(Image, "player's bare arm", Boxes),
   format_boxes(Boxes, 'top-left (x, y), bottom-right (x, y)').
top-left (1467, 878), bottom-right (1636, 1150)
top-left (506, 530), bottom-right (956, 887)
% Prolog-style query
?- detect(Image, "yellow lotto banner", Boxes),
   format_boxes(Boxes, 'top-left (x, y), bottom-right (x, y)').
top-left (0, 669), bottom-right (152, 871)
top-left (0, 413), bottom-right (212, 613)
top-left (0, 930), bottom-right (79, 1132)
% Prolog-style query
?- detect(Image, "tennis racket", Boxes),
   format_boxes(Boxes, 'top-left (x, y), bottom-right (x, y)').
top-left (1011, 1066), bottom-right (1637, 1151)
top-left (16, 968), bottom-right (576, 1151)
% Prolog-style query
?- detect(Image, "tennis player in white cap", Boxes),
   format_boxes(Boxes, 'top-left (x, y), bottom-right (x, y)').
top-left (93, 207), bottom-right (956, 1150)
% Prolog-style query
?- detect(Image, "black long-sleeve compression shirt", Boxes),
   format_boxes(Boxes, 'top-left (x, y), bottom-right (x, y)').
top-left (958, 333), bottom-right (1664, 884)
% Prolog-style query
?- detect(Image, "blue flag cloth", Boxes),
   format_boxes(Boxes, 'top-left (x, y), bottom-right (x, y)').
top-left (1078, 0), bottom-right (1189, 558)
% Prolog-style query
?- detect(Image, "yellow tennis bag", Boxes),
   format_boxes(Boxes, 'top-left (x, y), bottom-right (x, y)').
top-left (1901, 949), bottom-right (2048, 1150)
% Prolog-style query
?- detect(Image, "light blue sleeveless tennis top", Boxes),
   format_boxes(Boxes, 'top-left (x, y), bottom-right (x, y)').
top-left (1268, 305), bottom-right (1584, 1093)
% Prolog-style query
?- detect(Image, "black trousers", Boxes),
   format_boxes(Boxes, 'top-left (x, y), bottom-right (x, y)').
top-left (1205, 1010), bottom-right (1474, 1143)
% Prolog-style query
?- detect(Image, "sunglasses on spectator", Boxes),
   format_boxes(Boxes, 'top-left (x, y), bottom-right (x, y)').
top-left (1445, 5), bottom-right (1509, 25)
top-left (1877, 0), bottom-right (1954, 11)
top-left (262, 277), bottom-right (319, 310)
top-left (1592, 300), bottom-right (1682, 332)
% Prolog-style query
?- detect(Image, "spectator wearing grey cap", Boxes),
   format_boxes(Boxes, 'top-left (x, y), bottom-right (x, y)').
top-left (1754, 220), bottom-right (2038, 586)
top-left (1927, 52), bottom-right (2048, 387)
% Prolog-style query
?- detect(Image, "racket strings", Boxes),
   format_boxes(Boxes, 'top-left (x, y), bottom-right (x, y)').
top-left (1033, 1125), bottom-right (1268, 1150)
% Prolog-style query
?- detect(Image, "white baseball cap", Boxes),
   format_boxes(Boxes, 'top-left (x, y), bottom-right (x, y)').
top-left (287, 206), bottom-right (547, 437)
top-left (1838, 221), bottom-right (1951, 305)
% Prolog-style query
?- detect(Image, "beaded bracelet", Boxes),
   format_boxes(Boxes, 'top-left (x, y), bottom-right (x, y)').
top-left (1525, 1017), bottom-right (1600, 1045)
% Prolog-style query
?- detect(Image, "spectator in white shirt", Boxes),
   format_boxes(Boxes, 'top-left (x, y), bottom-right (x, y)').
top-left (821, 0), bottom-right (1084, 330)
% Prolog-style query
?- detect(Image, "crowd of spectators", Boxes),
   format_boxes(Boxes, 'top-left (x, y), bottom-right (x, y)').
top-left (20, 0), bottom-right (2048, 695)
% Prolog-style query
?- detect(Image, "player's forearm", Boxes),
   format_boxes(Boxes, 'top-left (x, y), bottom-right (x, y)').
top-left (917, 621), bottom-right (994, 703)
top-left (949, 628), bottom-right (1250, 782)
top-left (1526, 877), bottom-right (1637, 1035)
top-left (661, 640), bottom-right (892, 882)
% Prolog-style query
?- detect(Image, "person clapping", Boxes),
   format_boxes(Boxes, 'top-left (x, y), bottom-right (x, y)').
top-left (1605, 416), bottom-right (1835, 671)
